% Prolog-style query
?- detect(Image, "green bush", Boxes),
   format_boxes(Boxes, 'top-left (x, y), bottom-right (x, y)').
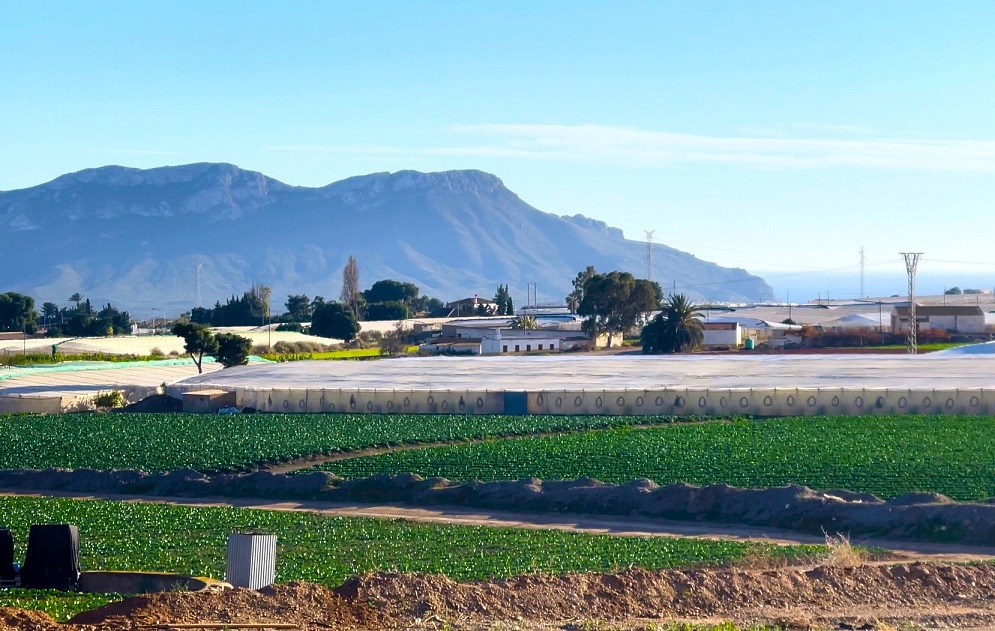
top-left (93, 390), bottom-right (126, 409)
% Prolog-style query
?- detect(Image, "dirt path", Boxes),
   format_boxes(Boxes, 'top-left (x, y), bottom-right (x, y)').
top-left (259, 421), bottom-right (686, 474)
top-left (7, 490), bottom-right (995, 564)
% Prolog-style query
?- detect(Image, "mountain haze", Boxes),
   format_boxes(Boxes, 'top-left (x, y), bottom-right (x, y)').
top-left (0, 164), bottom-right (774, 313)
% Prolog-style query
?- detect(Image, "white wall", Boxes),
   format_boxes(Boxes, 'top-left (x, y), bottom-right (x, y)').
top-left (482, 334), bottom-right (563, 354)
top-left (893, 313), bottom-right (986, 333)
top-left (928, 315), bottom-right (987, 333)
top-left (702, 327), bottom-right (740, 347)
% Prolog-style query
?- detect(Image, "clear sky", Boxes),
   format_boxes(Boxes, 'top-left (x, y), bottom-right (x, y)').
top-left (3, 1), bottom-right (994, 299)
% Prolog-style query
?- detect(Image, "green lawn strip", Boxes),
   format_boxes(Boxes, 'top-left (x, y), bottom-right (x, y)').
top-left (0, 495), bottom-right (820, 621)
top-left (869, 342), bottom-right (966, 351)
top-left (0, 413), bottom-right (682, 472)
top-left (305, 415), bottom-right (995, 501)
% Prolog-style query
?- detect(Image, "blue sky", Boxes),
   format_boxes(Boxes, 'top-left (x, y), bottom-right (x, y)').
top-left (3, 1), bottom-right (994, 299)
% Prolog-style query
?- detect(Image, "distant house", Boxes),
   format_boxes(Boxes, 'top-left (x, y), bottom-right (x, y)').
top-left (891, 305), bottom-right (986, 334)
top-left (446, 297), bottom-right (498, 316)
top-left (705, 316), bottom-right (802, 348)
top-left (417, 316), bottom-right (616, 355)
top-left (825, 312), bottom-right (891, 331)
top-left (417, 337), bottom-right (482, 355)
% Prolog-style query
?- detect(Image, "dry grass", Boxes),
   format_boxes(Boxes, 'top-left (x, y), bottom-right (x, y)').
top-left (822, 531), bottom-right (865, 567)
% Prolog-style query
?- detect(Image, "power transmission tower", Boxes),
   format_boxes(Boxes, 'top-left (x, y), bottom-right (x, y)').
top-left (900, 252), bottom-right (923, 354)
top-left (195, 263), bottom-right (204, 308)
top-left (644, 230), bottom-right (655, 281)
top-left (859, 246), bottom-right (865, 298)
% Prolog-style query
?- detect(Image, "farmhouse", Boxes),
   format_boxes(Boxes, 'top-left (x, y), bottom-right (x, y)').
top-left (418, 316), bottom-right (617, 355)
top-left (446, 296), bottom-right (498, 316)
top-left (705, 316), bottom-right (802, 348)
top-left (891, 304), bottom-right (986, 334)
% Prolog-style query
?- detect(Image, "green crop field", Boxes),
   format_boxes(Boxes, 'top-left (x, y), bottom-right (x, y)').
top-left (0, 495), bottom-right (818, 620)
top-left (0, 590), bottom-right (119, 622)
top-left (305, 416), bottom-right (995, 501)
top-left (0, 412), bottom-right (677, 472)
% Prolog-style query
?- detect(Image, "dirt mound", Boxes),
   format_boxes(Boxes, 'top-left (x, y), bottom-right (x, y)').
top-left (5, 468), bottom-right (995, 545)
top-left (0, 607), bottom-right (61, 630)
top-left (7, 563), bottom-right (995, 629)
top-left (69, 582), bottom-right (382, 629)
top-left (334, 563), bottom-right (995, 625)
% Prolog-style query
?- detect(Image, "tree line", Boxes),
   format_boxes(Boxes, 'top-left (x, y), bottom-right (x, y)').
top-left (2, 256), bottom-right (706, 354)
top-left (565, 266), bottom-right (704, 353)
top-left (0, 291), bottom-right (131, 337)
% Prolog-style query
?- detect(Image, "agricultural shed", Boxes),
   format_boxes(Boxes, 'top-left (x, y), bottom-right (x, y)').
top-left (701, 322), bottom-right (741, 348)
top-left (891, 304), bottom-right (986, 333)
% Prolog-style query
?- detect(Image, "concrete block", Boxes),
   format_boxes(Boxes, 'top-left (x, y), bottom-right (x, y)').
top-left (182, 389), bottom-right (236, 413)
top-left (236, 389), bottom-right (260, 410)
top-left (286, 389), bottom-right (308, 413)
top-left (929, 389), bottom-right (969, 415)
top-left (0, 395), bottom-right (63, 414)
top-left (304, 389), bottom-right (324, 413)
top-left (468, 391), bottom-right (503, 414)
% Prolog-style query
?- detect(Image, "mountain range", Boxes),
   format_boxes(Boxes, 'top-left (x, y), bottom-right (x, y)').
top-left (0, 163), bottom-right (774, 313)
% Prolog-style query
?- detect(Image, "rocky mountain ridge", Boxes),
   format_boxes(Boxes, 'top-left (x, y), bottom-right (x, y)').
top-left (0, 163), bottom-right (774, 312)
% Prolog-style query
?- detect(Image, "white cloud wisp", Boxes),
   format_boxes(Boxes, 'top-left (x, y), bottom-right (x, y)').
top-left (269, 124), bottom-right (995, 173)
top-left (447, 124), bottom-right (995, 172)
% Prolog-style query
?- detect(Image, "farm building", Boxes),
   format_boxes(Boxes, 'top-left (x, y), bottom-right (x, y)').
top-left (418, 316), bottom-right (617, 355)
top-left (824, 312), bottom-right (891, 331)
top-left (445, 296), bottom-right (499, 316)
top-left (705, 316), bottom-right (802, 348)
top-left (891, 304), bottom-right (986, 334)
top-left (701, 322), bottom-right (741, 348)
top-left (416, 337), bottom-right (482, 355)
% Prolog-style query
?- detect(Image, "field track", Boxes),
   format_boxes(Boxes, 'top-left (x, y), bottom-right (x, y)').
top-left (4, 490), bottom-right (993, 565)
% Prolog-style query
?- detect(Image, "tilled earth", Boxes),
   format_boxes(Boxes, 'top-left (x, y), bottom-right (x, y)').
top-left (3, 563), bottom-right (995, 630)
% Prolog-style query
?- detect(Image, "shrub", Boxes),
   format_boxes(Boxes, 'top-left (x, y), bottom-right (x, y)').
top-left (149, 347), bottom-right (165, 358)
top-left (310, 302), bottom-right (360, 341)
top-left (215, 333), bottom-right (252, 368)
top-left (93, 390), bottom-right (126, 409)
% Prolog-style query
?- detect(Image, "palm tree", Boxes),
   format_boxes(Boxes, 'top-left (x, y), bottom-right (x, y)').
top-left (565, 295), bottom-right (579, 314)
top-left (510, 315), bottom-right (538, 330)
top-left (640, 294), bottom-right (703, 353)
top-left (68, 293), bottom-right (83, 311)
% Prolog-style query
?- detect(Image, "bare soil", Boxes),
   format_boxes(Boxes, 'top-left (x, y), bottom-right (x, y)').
top-left (4, 563), bottom-right (995, 630)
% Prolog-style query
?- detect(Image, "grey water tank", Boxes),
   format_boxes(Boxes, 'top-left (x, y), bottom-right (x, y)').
top-left (226, 533), bottom-right (276, 589)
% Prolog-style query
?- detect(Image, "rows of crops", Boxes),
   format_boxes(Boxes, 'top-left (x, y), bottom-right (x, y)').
top-left (0, 412), bottom-right (679, 472)
top-left (0, 495), bottom-right (818, 620)
top-left (305, 416), bottom-right (995, 501)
